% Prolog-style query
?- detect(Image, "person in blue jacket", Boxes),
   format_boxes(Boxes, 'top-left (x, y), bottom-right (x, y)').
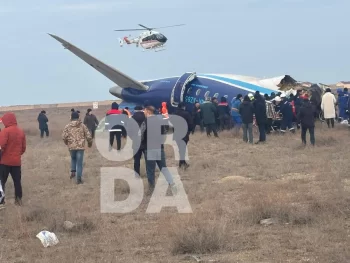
top-left (279, 94), bottom-right (295, 134)
top-left (337, 88), bottom-right (348, 122)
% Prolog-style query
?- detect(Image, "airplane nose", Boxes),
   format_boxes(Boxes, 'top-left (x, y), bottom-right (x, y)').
top-left (109, 86), bottom-right (123, 99)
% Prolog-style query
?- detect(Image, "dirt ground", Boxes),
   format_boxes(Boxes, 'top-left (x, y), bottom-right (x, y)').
top-left (0, 106), bottom-right (350, 263)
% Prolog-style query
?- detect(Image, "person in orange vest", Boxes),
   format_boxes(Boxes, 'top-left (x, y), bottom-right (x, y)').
top-left (161, 102), bottom-right (169, 119)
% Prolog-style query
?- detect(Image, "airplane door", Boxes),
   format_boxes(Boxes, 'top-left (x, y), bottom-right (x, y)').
top-left (170, 72), bottom-right (197, 107)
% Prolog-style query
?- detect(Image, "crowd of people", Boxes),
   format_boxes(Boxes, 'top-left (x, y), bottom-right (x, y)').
top-left (0, 87), bottom-right (347, 208)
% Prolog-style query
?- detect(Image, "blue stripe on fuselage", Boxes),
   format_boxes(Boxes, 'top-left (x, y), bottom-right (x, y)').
top-left (199, 74), bottom-right (276, 95)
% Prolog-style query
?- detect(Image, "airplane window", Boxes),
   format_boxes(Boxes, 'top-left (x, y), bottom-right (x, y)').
top-left (204, 91), bottom-right (210, 98)
top-left (196, 89), bottom-right (201, 96)
top-left (224, 95), bottom-right (228, 98)
top-left (213, 93), bottom-right (219, 98)
top-left (187, 87), bottom-right (192, 94)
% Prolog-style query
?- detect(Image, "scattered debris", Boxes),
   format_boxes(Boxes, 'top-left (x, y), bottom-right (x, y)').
top-left (63, 220), bottom-right (75, 230)
top-left (260, 218), bottom-right (278, 226)
top-left (182, 255), bottom-right (202, 262)
top-left (36, 231), bottom-right (59, 247)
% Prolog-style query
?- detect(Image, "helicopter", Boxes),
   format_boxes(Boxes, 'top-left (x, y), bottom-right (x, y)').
top-left (115, 24), bottom-right (185, 52)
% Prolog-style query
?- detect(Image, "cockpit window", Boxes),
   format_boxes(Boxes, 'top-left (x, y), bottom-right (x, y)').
top-left (155, 34), bottom-right (167, 41)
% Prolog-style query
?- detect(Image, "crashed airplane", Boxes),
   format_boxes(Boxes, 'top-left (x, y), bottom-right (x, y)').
top-left (49, 34), bottom-right (297, 111)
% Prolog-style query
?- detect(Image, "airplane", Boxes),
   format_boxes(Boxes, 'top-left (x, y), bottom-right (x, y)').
top-left (48, 34), bottom-right (297, 113)
top-left (115, 24), bottom-right (185, 52)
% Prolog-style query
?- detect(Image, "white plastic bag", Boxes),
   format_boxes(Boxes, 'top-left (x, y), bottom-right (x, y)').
top-left (36, 231), bottom-right (59, 247)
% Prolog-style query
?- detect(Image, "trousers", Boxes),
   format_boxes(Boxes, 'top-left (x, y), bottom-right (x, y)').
top-left (109, 131), bottom-right (122, 150)
top-left (40, 128), bottom-right (49, 138)
top-left (70, 150), bottom-right (85, 180)
top-left (0, 165), bottom-right (22, 203)
top-left (301, 126), bottom-right (315, 145)
top-left (242, 123), bottom-right (253, 143)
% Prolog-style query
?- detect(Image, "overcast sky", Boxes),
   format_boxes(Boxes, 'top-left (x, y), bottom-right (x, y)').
top-left (0, 0), bottom-right (348, 106)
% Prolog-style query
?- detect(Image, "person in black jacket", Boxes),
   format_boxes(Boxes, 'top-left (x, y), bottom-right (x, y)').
top-left (297, 94), bottom-right (316, 146)
top-left (83, 109), bottom-right (99, 139)
top-left (253, 93), bottom-right (267, 143)
top-left (239, 95), bottom-right (255, 144)
top-left (131, 105), bottom-right (146, 177)
top-left (37, 110), bottom-right (49, 138)
top-left (174, 102), bottom-right (193, 169)
top-left (217, 97), bottom-right (231, 131)
top-left (140, 106), bottom-right (176, 195)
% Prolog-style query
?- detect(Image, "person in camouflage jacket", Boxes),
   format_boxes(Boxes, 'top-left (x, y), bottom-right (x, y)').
top-left (62, 111), bottom-right (93, 184)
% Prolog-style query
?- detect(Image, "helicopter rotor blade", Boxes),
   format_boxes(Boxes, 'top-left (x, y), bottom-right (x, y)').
top-left (114, 28), bottom-right (145, 32)
top-left (138, 24), bottom-right (153, 30)
top-left (153, 24), bottom-right (186, 29)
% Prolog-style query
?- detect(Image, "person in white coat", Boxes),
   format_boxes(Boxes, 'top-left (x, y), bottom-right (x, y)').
top-left (321, 88), bottom-right (337, 128)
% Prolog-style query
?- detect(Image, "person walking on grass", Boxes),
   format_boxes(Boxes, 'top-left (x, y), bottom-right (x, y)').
top-left (83, 109), bottom-right (99, 139)
top-left (297, 94), bottom-right (316, 146)
top-left (37, 110), bottom-right (49, 138)
top-left (62, 111), bottom-right (93, 184)
top-left (0, 112), bottom-right (26, 206)
top-left (239, 95), bottom-right (255, 144)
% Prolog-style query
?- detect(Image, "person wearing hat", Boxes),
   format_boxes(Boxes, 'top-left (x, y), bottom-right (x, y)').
top-left (297, 94), bottom-right (316, 145)
top-left (83, 109), bottom-right (99, 139)
top-left (321, 88), bottom-right (336, 128)
top-left (62, 111), bottom-right (93, 184)
top-left (37, 110), bottom-right (49, 138)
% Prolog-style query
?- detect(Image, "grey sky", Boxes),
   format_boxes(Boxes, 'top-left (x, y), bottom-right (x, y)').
top-left (0, 0), bottom-right (348, 106)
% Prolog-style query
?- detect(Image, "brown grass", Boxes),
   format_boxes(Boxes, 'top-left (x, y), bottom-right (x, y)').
top-left (1, 106), bottom-right (350, 262)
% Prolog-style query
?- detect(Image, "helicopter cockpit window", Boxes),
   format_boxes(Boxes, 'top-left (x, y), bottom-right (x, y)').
top-left (156, 34), bottom-right (167, 42)
top-left (196, 89), bottom-right (201, 96)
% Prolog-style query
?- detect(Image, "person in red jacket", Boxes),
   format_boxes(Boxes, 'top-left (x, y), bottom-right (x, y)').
top-left (0, 112), bottom-right (26, 206)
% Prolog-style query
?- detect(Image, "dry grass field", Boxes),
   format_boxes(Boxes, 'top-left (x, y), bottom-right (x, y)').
top-left (1, 105), bottom-right (350, 263)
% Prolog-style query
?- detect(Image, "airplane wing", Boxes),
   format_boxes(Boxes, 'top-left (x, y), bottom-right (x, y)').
top-left (48, 34), bottom-right (148, 91)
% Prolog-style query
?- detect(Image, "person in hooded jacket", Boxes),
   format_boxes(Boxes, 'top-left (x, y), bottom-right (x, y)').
top-left (253, 92), bottom-right (267, 143)
top-left (239, 95), bottom-right (255, 144)
top-left (105, 102), bottom-right (127, 151)
top-left (62, 111), bottom-right (92, 184)
top-left (217, 97), bottom-right (231, 131)
top-left (174, 102), bottom-right (193, 169)
top-left (131, 105), bottom-right (146, 177)
top-left (37, 110), bottom-right (49, 138)
top-left (0, 112), bottom-right (26, 206)
top-left (231, 94), bottom-right (243, 136)
top-left (83, 109), bottom-right (99, 139)
top-left (297, 94), bottom-right (316, 146)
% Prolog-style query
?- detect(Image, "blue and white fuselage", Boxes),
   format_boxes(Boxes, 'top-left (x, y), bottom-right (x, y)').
top-left (49, 34), bottom-right (295, 112)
